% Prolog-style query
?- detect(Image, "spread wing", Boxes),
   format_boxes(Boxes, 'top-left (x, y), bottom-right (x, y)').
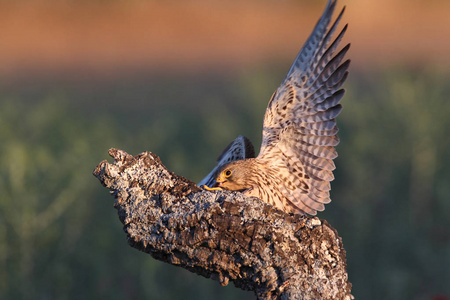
top-left (199, 135), bottom-right (255, 187)
top-left (257, 0), bottom-right (350, 215)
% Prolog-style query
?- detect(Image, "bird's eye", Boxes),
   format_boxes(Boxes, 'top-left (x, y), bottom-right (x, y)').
top-left (224, 169), bottom-right (232, 177)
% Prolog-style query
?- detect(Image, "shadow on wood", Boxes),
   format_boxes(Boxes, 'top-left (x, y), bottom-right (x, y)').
top-left (93, 148), bottom-right (353, 300)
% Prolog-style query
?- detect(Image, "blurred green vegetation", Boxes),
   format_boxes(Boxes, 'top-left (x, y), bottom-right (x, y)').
top-left (0, 67), bottom-right (449, 300)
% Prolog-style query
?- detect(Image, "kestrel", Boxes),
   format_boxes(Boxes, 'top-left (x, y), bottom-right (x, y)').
top-left (201, 0), bottom-right (350, 215)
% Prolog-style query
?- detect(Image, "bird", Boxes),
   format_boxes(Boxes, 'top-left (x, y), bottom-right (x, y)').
top-left (201, 0), bottom-right (350, 215)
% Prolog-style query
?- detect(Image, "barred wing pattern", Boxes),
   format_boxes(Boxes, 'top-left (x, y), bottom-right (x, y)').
top-left (199, 135), bottom-right (255, 187)
top-left (257, 0), bottom-right (350, 215)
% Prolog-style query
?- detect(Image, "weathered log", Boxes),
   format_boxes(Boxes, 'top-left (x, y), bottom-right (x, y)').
top-left (93, 148), bottom-right (353, 300)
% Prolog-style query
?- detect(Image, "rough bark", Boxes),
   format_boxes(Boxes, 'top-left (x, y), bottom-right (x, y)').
top-left (93, 148), bottom-right (353, 300)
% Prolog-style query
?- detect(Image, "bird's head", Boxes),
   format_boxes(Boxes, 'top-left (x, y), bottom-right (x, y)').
top-left (214, 160), bottom-right (254, 192)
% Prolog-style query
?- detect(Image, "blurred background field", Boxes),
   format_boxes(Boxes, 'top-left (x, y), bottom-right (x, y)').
top-left (1, 0), bottom-right (449, 299)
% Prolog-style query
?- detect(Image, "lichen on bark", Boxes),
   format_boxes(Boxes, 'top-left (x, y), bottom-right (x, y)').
top-left (93, 148), bottom-right (353, 300)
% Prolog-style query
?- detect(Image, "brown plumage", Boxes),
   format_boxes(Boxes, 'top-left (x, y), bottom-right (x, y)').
top-left (202, 0), bottom-right (350, 215)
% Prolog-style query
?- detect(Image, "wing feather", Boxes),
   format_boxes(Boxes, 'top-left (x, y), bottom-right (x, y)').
top-left (299, 142), bottom-right (338, 159)
top-left (257, 0), bottom-right (349, 214)
top-left (302, 104), bottom-right (342, 123)
top-left (299, 133), bottom-right (339, 146)
top-left (312, 89), bottom-right (345, 113)
top-left (285, 0), bottom-right (338, 79)
top-left (298, 125), bottom-right (339, 136)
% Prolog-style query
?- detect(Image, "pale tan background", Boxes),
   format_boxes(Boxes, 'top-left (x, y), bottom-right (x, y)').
top-left (0, 0), bottom-right (448, 79)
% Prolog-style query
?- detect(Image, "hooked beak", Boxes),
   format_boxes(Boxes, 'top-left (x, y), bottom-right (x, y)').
top-left (214, 175), bottom-right (226, 187)
top-left (202, 175), bottom-right (226, 191)
top-left (214, 181), bottom-right (224, 188)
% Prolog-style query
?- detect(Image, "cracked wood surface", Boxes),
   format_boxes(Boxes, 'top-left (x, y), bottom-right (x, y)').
top-left (93, 148), bottom-right (352, 300)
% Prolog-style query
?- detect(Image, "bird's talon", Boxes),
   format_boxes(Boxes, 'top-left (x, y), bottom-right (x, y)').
top-left (202, 185), bottom-right (223, 191)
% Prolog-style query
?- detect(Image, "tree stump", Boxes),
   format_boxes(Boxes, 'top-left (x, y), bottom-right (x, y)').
top-left (93, 148), bottom-right (353, 300)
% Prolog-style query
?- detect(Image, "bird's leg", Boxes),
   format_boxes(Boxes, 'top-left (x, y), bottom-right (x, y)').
top-left (202, 185), bottom-right (223, 191)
